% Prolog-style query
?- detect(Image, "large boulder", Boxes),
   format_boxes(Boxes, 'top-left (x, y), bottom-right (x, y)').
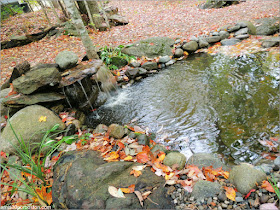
top-left (187, 153), bottom-right (228, 170)
top-left (52, 150), bottom-right (174, 209)
top-left (191, 180), bottom-right (222, 201)
top-left (255, 17), bottom-right (280, 35)
top-left (12, 67), bottom-right (61, 95)
top-left (121, 37), bottom-right (175, 58)
top-left (229, 164), bottom-right (266, 194)
top-left (0, 105), bottom-right (65, 154)
top-left (55, 51), bottom-right (79, 70)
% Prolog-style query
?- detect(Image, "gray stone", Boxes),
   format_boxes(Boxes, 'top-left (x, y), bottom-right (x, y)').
top-left (190, 36), bottom-right (199, 42)
top-left (55, 51), bottom-right (78, 70)
top-left (191, 180), bottom-right (221, 200)
top-left (94, 124), bottom-right (108, 133)
top-left (125, 68), bottom-right (139, 79)
top-left (219, 31), bottom-right (230, 40)
top-left (218, 192), bottom-right (227, 202)
top-left (212, 32), bottom-right (219, 36)
top-left (128, 62), bottom-right (141, 68)
top-left (52, 150), bottom-right (174, 209)
top-left (219, 24), bottom-right (231, 32)
top-left (165, 59), bottom-right (176, 66)
top-left (163, 152), bottom-right (186, 170)
top-left (229, 163), bottom-right (267, 194)
top-left (141, 62), bottom-right (158, 70)
top-left (108, 124), bottom-right (125, 139)
top-left (12, 67), bottom-right (61, 95)
top-left (109, 14), bottom-right (129, 25)
top-left (138, 67), bottom-right (148, 75)
top-left (175, 39), bottom-right (181, 44)
top-left (255, 17), bottom-right (280, 35)
top-left (228, 25), bottom-right (241, 33)
top-left (137, 134), bottom-right (149, 145)
top-left (235, 34), bottom-right (250, 40)
top-left (236, 21), bottom-right (256, 35)
top-left (182, 41), bottom-right (198, 52)
top-left (174, 48), bottom-right (184, 58)
top-left (235, 197), bottom-right (244, 202)
top-left (235, 28), bottom-right (249, 36)
top-left (121, 37), bottom-right (175, 58)
top-left (260, 195), bottom-right (269, 204)
top-left (261, 37), bottom-right (280, 48)
top-left (255, 163), bottom-right (273, 174)
top-left (206, 36), bottom-right (221, 43)
top-left (198, 37), bottom-right (209, 48)
top-left (221, 38), bottom-right (241, 46)
top-left (274, 156), bottom-right (280, 165)
top-left (151, 144), bottom-right (168, 154)
top-left (187, 153), bottom-right (228, 170)
top-left (159, 55), bottom-right (171, 63)
top-left (0, 105), bottom-right (65, 154)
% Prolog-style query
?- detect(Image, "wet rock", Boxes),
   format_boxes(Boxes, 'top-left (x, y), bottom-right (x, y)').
top-left (198, 37), bottom-right (209, 48)
top-left (219, 31), bottom-right (230, 40)
top-left (187, 153), bottom-right (228, 170)
top-left (108, 124), bottom-right (125, 139)
top-left (234, 28), bottom-right (249, 36)
top-left (125, 68), bottom-right (139, 79)
top-left (206, 36), bottom-right (221, 43)
top-left (174, 48), bottom-right (184, 58)
top-left (163, 152), bottom-right (186, 170)
top-left (236, 21), bottom-right (256, 35)
top-left (159, 55), bottom-right (171, 63)
top-left (128, 62), bottom-right (141, 68)
top-left (235, 34), bottom-right (250, 40)
top-left (191, 180), bottom-right (221, 201)
top-left (165, 59), bottom-right (176, 66)
top-left (141, 62), bottom-right (158, 70)
top-left (255, 17), bottom-right (280, 35)
top-left (229, 163), bottom-right (266, 194)
top-left (55, 51), bottom-right (78, 70)
top-left (13, 67), bottom-right (61, 95)
top-left (94, 124), bottom-right (108, 134)
top-left (110, 57), bottom-right (128, 68)
top-left (52, 150), bottom-right (174, 209)
top-left (0, 105), bottom-right (65, 154)
top-left (182, 41), bottom-right (198, 52)
top-left (96, 65), bottom-right (117, 92)
top-left (121, 37), bottom-right (175, 58)
top-left (221, 38), bottom-right (241, 46)
top-left (109, 14), bottom-right (129, 25)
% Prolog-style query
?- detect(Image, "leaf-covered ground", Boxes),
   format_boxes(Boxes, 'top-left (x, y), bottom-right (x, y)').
top-left (1, 0), bottom-right (279, 85)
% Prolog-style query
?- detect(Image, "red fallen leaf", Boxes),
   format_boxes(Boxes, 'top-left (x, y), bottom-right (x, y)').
top-left (4, 115), bottom-right (8, 119)
top-left (1, 198), bottom-right (7, 206)
top-left (261, 180), bottom-right (275, 193)
top-left (5, 83), bottom-right (18, 97)
top-left (62, 118), bottom-right (67, 123)
top-left (149, 42), bottom-right (154, 45)
top-left (118, 142), bottom-right (125, 150)
top-left (136, 151), bottom-right (150, 163)
top-left (244, 189), bottom-right (256, 199)
top-left (1, 151), bottom-right (7, 158)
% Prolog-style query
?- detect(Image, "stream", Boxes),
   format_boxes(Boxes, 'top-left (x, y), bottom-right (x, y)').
top-left (87, 52), bottom-right (280, 164)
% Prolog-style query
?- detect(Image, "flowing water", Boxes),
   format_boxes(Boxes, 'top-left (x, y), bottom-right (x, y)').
top-left (88, 52), bottom-right (280, 163)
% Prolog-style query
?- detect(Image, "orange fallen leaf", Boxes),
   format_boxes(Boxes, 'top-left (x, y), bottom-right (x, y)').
top-left (136, 151), bottom-right (150, 163)
top-left (261, 180), bottom-right (275, 193)
top-left (123, 155), bottom-right (133, 161)
top-left (35, 185), bottom-right (52, 205)
top-left (104, 151), bottom-right (119, 161)
top-left (130, 169), bottom-right (142, 177)
top-left (224, 186), bottom-right (236, 201)
top-left (120, 184), bottom-right (135, 193)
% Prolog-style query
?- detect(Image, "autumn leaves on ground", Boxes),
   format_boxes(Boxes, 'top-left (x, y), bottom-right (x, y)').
top-left (1, 0), bottom-right (279, 85)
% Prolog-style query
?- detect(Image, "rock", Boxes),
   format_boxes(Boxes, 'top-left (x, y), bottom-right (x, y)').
top-left (12, 67), bottom-right (61, 95)
top-left (121, 37), bottom-right (175, 58)
top-left (191, 180), bottom-right (221, 200)
top-left (0, 105), bottom-right (65, 154)
top-left (104, 5), bottom-right (118, 16)
top-left (138, 67), bottom-right (148, 75)
top-left (198, 37), bottom-right (209, 48)
top-left (236, 21), bottom-right (256, 35)
top-left (175, 39), bottom-right (181, 44)
top-left (190, 36), bottom-right (199, 42)
top-left (187, 153), bottom-right (228, 170)
top-left (109, 14), bottom-right (129, 25)
top-left (228, 25), bottom-right (241, 33)
top-left (94, 124), bottom-right (108, 133)
top-left (159, 55), bottom-right (171, 63)
top-left (163, 152), bottom-right (186, 170)
top-left (261, 37), bottom-right (280, 48)
top-left (110, 57), bottom-right (128, 68)
top-left (229, 163), bottom-right (266, 194)
top-left (174, 48), bottom-right (184, 58)
top-left (235, 197), bottom-right (244, 202)
top-left (219, 31), bottom-right (230, 40)
top-left (52, 150), bottom-right (174, 209)
top-left (108, 124), bottom-right (125, 139)
top-left (31, 63), bottom-right (59, 71)
top-left (141, 62), bottom-right (158, 70)
top-left (221, 38), bottom-right (241, 46)
top-left (125, 68), bottom-right (139, 79)
top-left (96, 65), bottom-right (117, 92)
top-left (273, 165), bottom-right (279, 171)
top-left (6, 61), bottom-right (31, 84)
top-left (165, 59), bottom-right (176, 66)
top-left (260, 195), bottom-right (269, 204)
top-left (55, 51), bottom-right (78, 70)
top-left (274, 156), bottom-right (280, 165)
top-left (219, 24), bottom-right (231, 31)
top-left (182, 41), bottom-right (198, 52)
top-left (206, 36), bottom-right (221, 44)
top-left (254, 163), bottom-right (273, 174)
top-left (218, 192), bottom-right (227, 202)
top-left (234, 28), bottom-right (249, 36)
top-left (235, 34), bottom-right (249, 40)
top-left (128, 62), bottom-right (141, 68)
top-left (255, 17), bottom-right (280, 35)
top-left (137, 134), bottom-right (149, 145)
top-left (151, 144), bottom-right (168, 154)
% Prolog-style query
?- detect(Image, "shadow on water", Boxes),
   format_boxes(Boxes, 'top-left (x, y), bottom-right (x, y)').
top-left (87, 52), bottom-right (280, 163)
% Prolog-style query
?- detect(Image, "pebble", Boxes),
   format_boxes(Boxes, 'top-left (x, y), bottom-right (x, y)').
top-left (198, 206), bottom-right (204, 210)
top-left (177, 188), bottom-right (182, 193)
top-left (171, 194), bottom-right (176, 199)
top-left (189, 197), bottom-right (194, 201)
top-left (267, 198), bottom-right (274, 203)
top-left (235, 197), bottom-right (244, 202)
top-left (260, 195), bottom-right (269, 203)
top-left (228, 205), bottom-right (233, 209)
top-left (213, 196), bottom-right (218, 200)
top-left (224, 200), bottom-right (229, 204)
top-left (207, 197), bottom-right (212, 205)
top-left (218, 192), bottom-right (227, 202)
top-left (273, 165), bottom-right (279, 171)
top-left (173, 199), bottom-right (178, 204)
top-left (221, 203), bottom-right (228, 208)
top-left (218, 206), bottom-right (223, 210)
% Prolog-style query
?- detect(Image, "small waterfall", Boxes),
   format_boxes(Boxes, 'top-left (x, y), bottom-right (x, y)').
top-left (62, 86), bottom-right (72, 108)
top-left (77, 80), bottom-right (95, 111)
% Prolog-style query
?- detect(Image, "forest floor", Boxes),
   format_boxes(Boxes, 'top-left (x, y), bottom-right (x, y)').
top-left (1, 0), bottom-right (279, 85)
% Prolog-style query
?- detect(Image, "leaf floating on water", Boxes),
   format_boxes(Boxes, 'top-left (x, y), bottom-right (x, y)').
top-left (108, 186), bottom-right (125, 198)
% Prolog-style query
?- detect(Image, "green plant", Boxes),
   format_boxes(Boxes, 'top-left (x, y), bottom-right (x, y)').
top-left (268, 173), bottom-right (280, 200)
top-left (99, 45), bottom-right (136, 70)
top-left (1, 4), bottom-right (24, 21)
top-left (0, 121), bottom-right (78, 205)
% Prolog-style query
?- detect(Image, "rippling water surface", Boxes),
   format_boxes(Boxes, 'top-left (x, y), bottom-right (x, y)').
top-left (88, 52), bottom-right (280, 163)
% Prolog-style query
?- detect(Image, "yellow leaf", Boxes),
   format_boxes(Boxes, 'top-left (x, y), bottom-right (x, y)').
top-left (130, 169), bottom-right (142, 177)
top-left (124, 156), bottom-right (133, 161)
top-left (165, 172), bottom-right (175, 180)
top-left (39, 116), bottom-right (47, 122)
top-left (224, 186), bottom-right (236, 201)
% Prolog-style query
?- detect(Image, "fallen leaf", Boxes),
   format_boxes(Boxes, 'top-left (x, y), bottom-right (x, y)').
top-left (35, 185), bottom-right (52, 205)
top-left (132, 165), bottom-right (146, 171)
top-left (39, 116), bottom-right (47, 122)
top-left (134, 190), bottom-right (143, 207)
top-left (259, 203), bottom-right (278, 210)
top-left (136, 151), bottom-right (150, 163)
top-left (142, 191), bottom-right (152, 199)
top-left (261, 180), bottom-right (275, 193)
top-left (120, 184), bottom-right (135, 194)
top-left (123, 155), bottom-right (133, 161)
top-left (108, 186), bottom-right (125, 198)
top-left (244, 189), bottom-right (256, 199)
top-left (224, 186), bottom-right (236, 201)
top-left (130, 169), bottom-right (142, 177)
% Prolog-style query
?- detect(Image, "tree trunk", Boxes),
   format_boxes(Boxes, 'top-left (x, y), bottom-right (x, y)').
top-left (63, 0), bottom-right (99, 59)
top-left (76, 0), bottom-right (103, 29)
top-left (37, 0), bottom-right (51, 25)
top-left (58, 0), bottom-right (69, 18)
top-left (97, 0), bottom-right (110, 30)
top-left (50, 1), bottom-right (61, 23)
top-left (24, 0), bottom-right (34, 12)
top-left (84, 0), bottom-right (97, 31)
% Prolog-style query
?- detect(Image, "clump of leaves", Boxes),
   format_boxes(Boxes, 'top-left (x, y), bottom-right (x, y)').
top-left (99, 45), bottom-right (135, 70)
top-left (1, 4), bottom-right (24, 21)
